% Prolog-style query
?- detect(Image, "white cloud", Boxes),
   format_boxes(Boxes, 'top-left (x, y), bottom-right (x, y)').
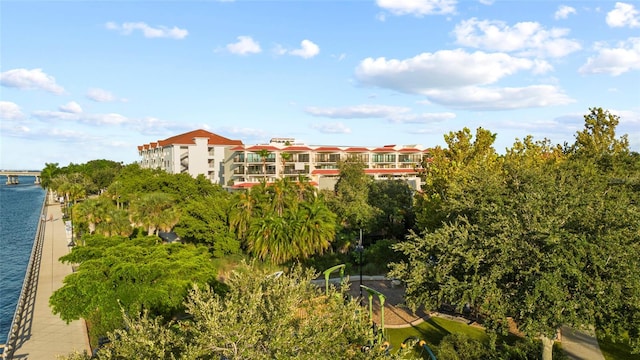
top-left (106, 22), bottom-right (188, 39)
top-left (389, 112), bottom-right (456, 123)
top-left (422, 85), bottom-right (575, 110)
top-left (555, 5), bottom-right (577, 20)
top-left (33, 110), bottom-right (129, 125)
top-left (478, 0), bottom-right (494, 5)
top-left (59, 101), bottom-right (83, 114)
top-left (311, 122), bottom-right (351, 134)
top-left (356, 49), bottom-right (550, 92)
top-left (0, 101), bottom-right (25, 120)
top-left (226, 36), bottom-right (262, 55)
top-left (305, 104), bottom-right (410, 118)
top-left (87, 88), bottom-right (118, 102)
top-left (289, 40), bottom-right (320, 59)
top-left (453, 18), bottom-right (581, 58)
top-left (376, 0), bottom-right (456, 16)
top-left (606, 2), bottom-right (640, 28)
top-left (0, 68), bottom-right (65, 94)
top-left (579, 37), bottom-right (640, 76)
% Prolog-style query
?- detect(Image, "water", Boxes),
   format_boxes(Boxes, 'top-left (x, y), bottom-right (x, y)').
top-left (0, 177), bottom-right (45, 342)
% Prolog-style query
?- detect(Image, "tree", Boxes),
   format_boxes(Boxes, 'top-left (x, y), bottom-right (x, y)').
top-left (59, 264), bottom-right (401, 360)
top-left (173, 191), bottom-right (240, 257)
top-left (328, 157), bottom-right (379, 233)
top-left (256, 149), bottom-right (272, 176)
top-left (280, 151), bottom-right (292, 177)
top-left (50, 235), bottom-right (221, 345)
top-left (368, 180), bottom-right (415, 240)
top-left (129, 192), bottom-right (178, 235)
top-left (235, 178), bottom-right (337, 264)
top-left (391, 114), bottom-right (640, 360)
top-left (40, 162), bottom-right (60, 189)
top-left (573, 107), bottom-right (629, 158)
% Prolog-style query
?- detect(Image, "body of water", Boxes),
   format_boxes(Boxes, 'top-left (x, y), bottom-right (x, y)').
top-left (0, 177), bottom-right (45, 341)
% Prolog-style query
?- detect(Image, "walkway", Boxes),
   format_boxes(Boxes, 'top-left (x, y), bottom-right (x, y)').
top-left (10, 202), bottom-right (90, 359)
top-left (560, 326), bottom-right (606, 360)
top-left (342, 278), bottom-right (606, 360)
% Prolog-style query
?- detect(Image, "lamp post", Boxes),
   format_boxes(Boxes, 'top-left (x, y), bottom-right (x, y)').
top-left (356, 228), bottom-right (363, 299)
top-left (67, 202), bottom-right (75, 248)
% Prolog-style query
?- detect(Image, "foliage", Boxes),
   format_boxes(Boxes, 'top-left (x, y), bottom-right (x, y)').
top-left (230, 178), bottom-right (337, 264)
top-left (43, 159), bottom-right (123, 195)
top-left (60, 263), bottom-right (412, 360)
top-left (368, 180), bottom-right (415, 240)
top-left (391, 109), bottom-right (640, 359)
top-left (328, 157), bottom-right (380, 232)
top-left (173, 190), bottom-right (239, 256)
top-left (50, 235), bottom-right (221, 344)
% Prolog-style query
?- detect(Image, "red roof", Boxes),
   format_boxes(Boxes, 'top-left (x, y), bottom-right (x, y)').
top-left (137, 145), bottom-right (143, 151)
top-left (365, 168), bottom-right (416, 174)
top-left (312, 168), bottom-right (417, 176)
top-left (372, 147), bottom-right (394, 152)
top-left (230, 145), bottom-right (245, 151)
top-left (398, 148), bottom-right (421, 153)
top-left (311, 169), bottom-right (340, 175)
top-left (232, 180), bottom-right (319, 189)
top-left (314, 147), bottom-right (342, 152)
top-left (246, 145), bottom-right (279, 151)
top-left (345, 147), bottom-right (370, 152)
top-left (284, 146), bottom-right (312, 151)
top-left (156, 129), bottom-right (243, 147)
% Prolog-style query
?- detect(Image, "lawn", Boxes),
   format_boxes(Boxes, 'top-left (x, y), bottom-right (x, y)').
top-left (386, 317), bottom-right (639, 360)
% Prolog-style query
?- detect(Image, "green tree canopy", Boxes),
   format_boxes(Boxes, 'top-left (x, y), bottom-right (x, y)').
top-left (60, 264), bottom-right (402, 360)
top-left (50, 235), bottom-right (221, 343)
top-left (391, 111), bottom-right (640, 360)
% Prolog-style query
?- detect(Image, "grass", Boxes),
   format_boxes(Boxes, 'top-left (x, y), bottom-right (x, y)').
top-left (597, 333), bottom-right (640, 360)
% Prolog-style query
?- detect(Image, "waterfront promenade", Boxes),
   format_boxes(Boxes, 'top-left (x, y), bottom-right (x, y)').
top-left (9, 202), bottom-right (90, 359)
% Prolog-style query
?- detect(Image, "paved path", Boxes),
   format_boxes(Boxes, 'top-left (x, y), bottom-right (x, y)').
top-left (10, 202), bottom-right (90, 359)
top-left (560, 326), bottom-right (606, 360)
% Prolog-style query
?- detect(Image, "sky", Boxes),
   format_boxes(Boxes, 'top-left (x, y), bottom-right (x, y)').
top-left (1, 0), bottom-right (639, 170)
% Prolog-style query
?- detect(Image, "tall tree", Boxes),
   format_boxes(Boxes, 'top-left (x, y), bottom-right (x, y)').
top-left (391, 114), bottom-right (640, 360)
top-left (256, 149), bottom-right (272, 177)
top-left (329, 157), bottom-right (379, 232)
top-left (40, 162), bottom-right (60, 189)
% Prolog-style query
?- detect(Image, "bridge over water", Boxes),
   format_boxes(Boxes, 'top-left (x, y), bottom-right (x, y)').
top-left (0, 171), bottom-right (42, 185)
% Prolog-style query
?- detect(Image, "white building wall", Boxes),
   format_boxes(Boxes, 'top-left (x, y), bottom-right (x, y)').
top-left (188, 138), bottom-right (209, 178)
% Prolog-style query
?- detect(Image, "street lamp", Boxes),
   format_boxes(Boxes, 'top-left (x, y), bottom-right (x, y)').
top-left (67, 202), bottom-right (75, 247)
top-left (356, 228), bottom-right (363, 299)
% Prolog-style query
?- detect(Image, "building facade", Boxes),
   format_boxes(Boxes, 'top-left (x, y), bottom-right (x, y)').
top-left (137, 129), bottom-right (243, 184)
top-left (139, 130), bottom-right (428, 190)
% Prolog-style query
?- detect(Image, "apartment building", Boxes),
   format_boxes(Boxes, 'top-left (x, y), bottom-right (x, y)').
top-left (137, 129), bottom-right (243, 184)
top-left (139, 130), bottom-right (427, 190)
top-left (227, 138), bottom-right (426, 190)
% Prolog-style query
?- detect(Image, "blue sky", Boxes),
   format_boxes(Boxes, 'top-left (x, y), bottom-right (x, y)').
top-left (1, 0), bottom-right (639, 170)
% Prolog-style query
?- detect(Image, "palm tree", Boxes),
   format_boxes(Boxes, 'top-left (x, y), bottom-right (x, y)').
top-left (97, 207), bottom-right (131, 237)
top-left (280, 152), bottom-right (291, 178)
top-left (229, 191), bottom-right (257, 242)
top-left (293, 197), bottom-right (337, 258)
top-left (247, 212), bottom-right (293, 264)
top-left (73, 197), bottom-right (107, 234)
top-left (256, 149), bottom-right (272, 177)
top-left (129, 192), bottom-right (176, 235)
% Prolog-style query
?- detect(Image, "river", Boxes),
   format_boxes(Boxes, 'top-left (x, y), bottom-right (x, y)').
top-left (0, 177), bottom-right (45, 341)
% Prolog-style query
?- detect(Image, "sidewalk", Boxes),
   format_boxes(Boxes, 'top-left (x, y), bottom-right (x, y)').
top-left (11, 202), bottom-right (90, 359)
top-left (561, 326), bottom-right (606, 360)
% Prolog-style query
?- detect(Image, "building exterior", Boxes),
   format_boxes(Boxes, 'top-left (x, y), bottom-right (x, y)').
top-left (137, 129), bottom-right (243, 184)
top-left (138, 130), bottom-right (428, 190)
